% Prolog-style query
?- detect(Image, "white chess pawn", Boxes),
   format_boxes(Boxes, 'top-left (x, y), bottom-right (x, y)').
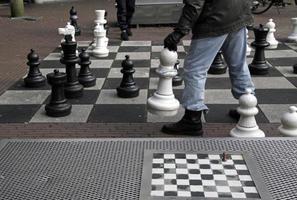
top-left (147, 48), bottom-right (180, 115)
top-left (92, 22), bottom-right (109, 57)
top-left (288, 17), bottom-right (297, 41)
top-left (230, 88), bottom-right (265, 138)
top-left (246, 28), bottom-right (251, 56)
top-left (278, 106), bottom-right (297, 137)
top-left (265, 19), bottom-right (279, 49)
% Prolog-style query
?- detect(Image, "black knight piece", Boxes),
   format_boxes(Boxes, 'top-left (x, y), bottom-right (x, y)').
top-left (70, 6), bottom-right (81, 36)
top-left (117, 55), bottom-right (140, 98)
top-left (249, 24), bottom-right (271, 75)
top-left (78, 48), bottom-right (96, 87)
top-left (60, 35), bottom-right (84, 98)
top-left (172, 60), bottom-right (183, 86)
top-left (45, 69), bottom-right (72, 117)
top-left (24, 49), bottom-right (46, 87)
top-left (208, 50), bottom-right (227, 74)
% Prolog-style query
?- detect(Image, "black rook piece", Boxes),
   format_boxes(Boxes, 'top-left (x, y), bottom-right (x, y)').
top-left (208, 50), bottom-right (227, 74)
top-left (60, 35), bottom-right (84, 98)
top-left (45, 69), bottom-right (72, 117)
top-left (249, 24), bottom-right (271, 75)
top-left (24, 49), bottom-right (46, 87)
top-left (70, 6), bottom-right (81, 36)
top-left (117, 55), bottom-right (140, 98)
top-left (172, 60), bottom-right (183, 86)
top-left (78, 48), bottom-right (96, 87)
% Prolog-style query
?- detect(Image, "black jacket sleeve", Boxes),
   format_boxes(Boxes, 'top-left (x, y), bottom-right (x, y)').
top-left (175, 0), bottom-right (206, 35)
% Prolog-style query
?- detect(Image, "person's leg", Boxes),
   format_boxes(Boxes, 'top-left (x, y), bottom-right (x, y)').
top-left (116, 0), bottom-right (129, 40)
top-left (162, 35), bottom-right (228, 135)
top-left (126, 0), bottom-right (135, 36)
top-left (221, 28), bottom-right (255, 99)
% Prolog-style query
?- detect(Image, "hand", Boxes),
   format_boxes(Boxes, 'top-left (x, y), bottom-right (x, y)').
top-left (164, 31), bottom-right (184, 51)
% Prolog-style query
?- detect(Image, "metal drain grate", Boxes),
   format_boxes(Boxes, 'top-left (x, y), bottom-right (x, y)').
top-left (0, 138), bottom-right (297, 200)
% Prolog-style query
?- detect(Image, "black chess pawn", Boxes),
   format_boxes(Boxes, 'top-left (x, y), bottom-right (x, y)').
top-left (117, 55), bottom-right (140, 98)
top-left (24, 49), bottom-right (46, 87)
top-left (60, 35), bottom-right (84, 98)
top-left (248, 24), bottom-right (271, 75)
top-left (172, 60), bottom-right (183, 86)
top-left (208, 50), bottom-right (227, 74)
top-left (78, 48), bottom-right (96, 87)
top-left (45, 69), bottom-right (72, 117)
top-left (70, 6), bottom-right (81, 36)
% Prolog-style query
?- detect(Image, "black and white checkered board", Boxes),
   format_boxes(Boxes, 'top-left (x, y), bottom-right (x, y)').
top-left (0, 40), bottom-right (296, 123)
top-left (140, 151), bottom-right (271, 200)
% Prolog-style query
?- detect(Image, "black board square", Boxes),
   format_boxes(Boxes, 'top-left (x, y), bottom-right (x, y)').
top-left (267, 57), bottom-right (297, 67)
top-left (91, 68), bottom-right (110, 78)
top-left (8, 79), bottom-right (50, 90)
top-left (118, 46), bottom-right (151, 52)
top-left (88, 104), bottom-right (146, 123)
top-left (0, 105), bottom-right (41, 123)
top-left (111, 60), bottom-right (151, 68)
top-left (256, 89), bottom-right (297, 104)
top-left (103, 78), bottom-right (149, 89)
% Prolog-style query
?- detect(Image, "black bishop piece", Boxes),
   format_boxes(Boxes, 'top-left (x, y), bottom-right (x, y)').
top-left (45, 69), bottom-right (72, 117)
top-left (60, 35), bottom-right (84, 98)
top-left (117, 55), bottom-right (140, 98)
top-left (70, 6), bottom-right (81, 36)
top-left (248, 24), bottom-right (271, 75)
top-left (172, 60), bottom-right (183, 86)
top-left (208, 50), bottom-right (227, 74)
top-left (78, 48), bottom-right (96, 87)
top-left (24, 49), bottom-right (46, 87)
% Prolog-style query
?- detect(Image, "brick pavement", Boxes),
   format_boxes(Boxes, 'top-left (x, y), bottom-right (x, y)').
top-left (0, 0), bottom-right (296, 138)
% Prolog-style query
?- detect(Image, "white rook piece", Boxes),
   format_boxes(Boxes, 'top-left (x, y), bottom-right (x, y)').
top-left (230, 88), bottom-right (265, 138)
top-left (147, 48), bottom-right (180, 115)
top-left (265, 19), bottom-right (278, 49)
top-left (288, 17), bottom-right (297, 41)
top-left (278, 106), bottom-right (297, 137)
top-left (92, 10), bottom-right (109, 57)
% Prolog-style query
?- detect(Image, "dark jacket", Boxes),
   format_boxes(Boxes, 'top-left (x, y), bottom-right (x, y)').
top-left (175, 0), bottom-right (253, 39)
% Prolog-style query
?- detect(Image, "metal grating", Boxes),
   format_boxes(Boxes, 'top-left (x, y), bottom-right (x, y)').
top-left (0, 138), bottom-right (297, 200)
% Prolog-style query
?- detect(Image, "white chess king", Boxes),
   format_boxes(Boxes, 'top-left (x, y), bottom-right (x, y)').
top-left (147, 48), bottom-right (180, 115)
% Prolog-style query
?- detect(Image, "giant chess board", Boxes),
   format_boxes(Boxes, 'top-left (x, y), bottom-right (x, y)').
top-left (0, 40), bottom-right (296, 123)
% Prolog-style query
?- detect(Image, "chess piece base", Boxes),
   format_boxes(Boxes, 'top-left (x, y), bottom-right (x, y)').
top-left (148, 92), bottom-right (180, 111)
top-left (249, 63), bottom-right (271, 75)
top-left (24, 76), bottom-right (46, 87)
top-left (78, 76), bottom-right (96, 87)
top-left (172, 76), bottom-right (183, 87)
top-left (117, 86), bottom-right (140, 98)
top-left (65, 84), bottom-right (84, 98)
top-left (208, 67), bottom-right (227, 75)
top-left (93, 48), bottom-right (109, 58)
top-left (230, 125), bottom-right (265, 137)
top-left (278, 126), bottom-right (297, 137)
top-left (45, 103), bottom-right (72, 117)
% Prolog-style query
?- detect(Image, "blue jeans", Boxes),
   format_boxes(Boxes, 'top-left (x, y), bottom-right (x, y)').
top-left (182, 28), bottom-right (255, 111)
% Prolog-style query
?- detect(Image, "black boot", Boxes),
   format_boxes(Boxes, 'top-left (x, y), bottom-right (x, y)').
top-left (121, 30), bottom-right (129, 41)
top-left (229, 109), bottom-right (240, 121)
top-left (161, 110), bottom-right (203, 136)
top-left (127, 28), bottom-right (132, 36)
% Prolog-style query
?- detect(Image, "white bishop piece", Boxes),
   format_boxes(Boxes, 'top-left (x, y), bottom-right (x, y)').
top-left (288, 17), bottom-right (297, 41)
top-left (230, 88), bottom-right (265, 138)
top-left (147, 48), bottom-right (180, 115)
top-left (58, 22), bottom-right (76, 42)
top-left (278, 106), bottom-right (297, 137)
top-left (92, 10), bottom-right (109, 57)
top-left (265, 19), bottom-right (278, 49)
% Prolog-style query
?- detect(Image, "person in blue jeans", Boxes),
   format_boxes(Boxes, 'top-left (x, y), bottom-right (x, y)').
top-left (162, 0), bottom-right (255, 136)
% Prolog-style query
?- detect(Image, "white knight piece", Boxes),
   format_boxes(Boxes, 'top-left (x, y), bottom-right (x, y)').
top-left (58, 22), bottom-right (76, 42)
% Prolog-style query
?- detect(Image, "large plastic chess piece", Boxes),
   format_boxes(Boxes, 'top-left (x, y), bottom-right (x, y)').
top-left (116, 55), bottom-right (140, 98)
top-left (208, 50), bottom-right (227, 74)
top-left (288, 17), bottom-right (297, 41)
top-left (92, 18), bottom-right (109, 58)
top-left (78, 48), bottom-right (96, 87)
top-left (24, 49), bottom-right (46, 87)
top-left (147, 48), bottom-right (180, 115)
top-left (246, 27), bottom-right (251, 56)
top-left (230, 88), bottom-right (265, 138)
top-left (265, 19), bottom-right (279, 49)
top-left (248, 24), bottom-right (271, 75)
top-left (278, 106), bottom-right (297, 137)
top-left (172, 60), bottom-right (183, 86)
top-left (60, 35), bottom-right (84, 98)
top-left (69, 6), bottom-right (81, 36)
top-left (45, 69), bottom-right (72, 117)
top-left (293, 63), bottom-right (297, 74)
top-left (58, 22), bottom-right (76, 43)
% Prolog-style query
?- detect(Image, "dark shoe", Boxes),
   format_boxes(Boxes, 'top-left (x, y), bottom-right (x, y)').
top-left (121, 30), bottom-right (129, 41)
top-left (161, 110), bottom-right (203, 136)
top-left (229, 109), bottom-right (240, 120)
top-left (127, 28), bottom-right (132, 36)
